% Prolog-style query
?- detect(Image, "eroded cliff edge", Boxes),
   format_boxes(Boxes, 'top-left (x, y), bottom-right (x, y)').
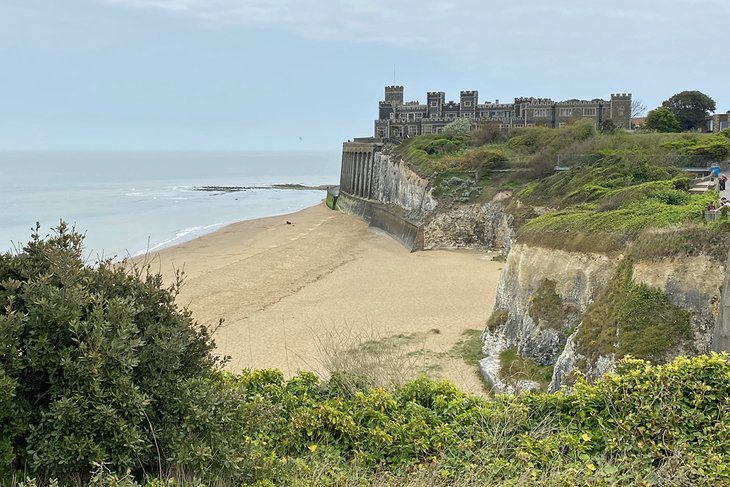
top-left (481, 239), bottom-right (728, 392)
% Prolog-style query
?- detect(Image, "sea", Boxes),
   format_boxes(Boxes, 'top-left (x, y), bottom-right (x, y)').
top-left (0, 151), bottom-right (341, 259)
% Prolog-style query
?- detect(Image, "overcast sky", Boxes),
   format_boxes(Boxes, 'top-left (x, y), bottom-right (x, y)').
top-left (1, 0), bottom-right (728, 150)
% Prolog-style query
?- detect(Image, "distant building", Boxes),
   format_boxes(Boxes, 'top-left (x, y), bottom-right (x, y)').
top-left (374, 86), bottom-right (632, 139)
top-left (704, 111), bottom-right (730, 133)
top-left (631, 117), bottom-right (647, 130)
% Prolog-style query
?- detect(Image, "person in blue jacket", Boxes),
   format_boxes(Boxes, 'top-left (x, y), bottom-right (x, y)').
top-left (710, 163), bottom-right (720, 180)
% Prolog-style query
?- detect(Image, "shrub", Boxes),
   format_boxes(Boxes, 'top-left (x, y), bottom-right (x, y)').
top-left (0, 224), bottom-right (219, 482)
top-left (470, 122), bottom-right (507, 145)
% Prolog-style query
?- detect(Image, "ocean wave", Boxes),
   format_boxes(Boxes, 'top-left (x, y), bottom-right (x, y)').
top-left (133, 222), bottom-right (224, 256)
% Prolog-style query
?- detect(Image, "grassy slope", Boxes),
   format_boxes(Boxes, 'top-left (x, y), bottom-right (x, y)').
top-left (399, 123), bottom-right (730, 256)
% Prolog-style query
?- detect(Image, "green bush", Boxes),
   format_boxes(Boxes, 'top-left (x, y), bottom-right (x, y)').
top-left (4, 226), bottom-right (730, 485)
top-left (0, 224), bottom-right (219, 482)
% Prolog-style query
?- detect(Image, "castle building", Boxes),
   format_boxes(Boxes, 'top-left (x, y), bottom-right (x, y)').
top-left (374, 86), bottom-right (632, 138)
top-left (704, 111), bottom-right (729, 133)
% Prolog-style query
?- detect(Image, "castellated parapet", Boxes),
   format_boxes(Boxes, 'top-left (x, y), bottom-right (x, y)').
top-left (375, 86), bottom-right (632, 138)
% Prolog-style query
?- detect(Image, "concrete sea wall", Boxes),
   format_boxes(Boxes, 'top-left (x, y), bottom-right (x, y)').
top-left (337, 141), bottom-right (435, 250)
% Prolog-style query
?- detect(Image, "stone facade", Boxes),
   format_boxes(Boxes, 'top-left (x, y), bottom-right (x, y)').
top-left (704, 112), bottom-right (730, 133)
top-left (374, 86), bottom-right (632, 138)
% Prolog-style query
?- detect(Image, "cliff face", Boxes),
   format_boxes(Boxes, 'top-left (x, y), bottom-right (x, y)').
top-left (479, 244), bottom-right (618, 392)
top-left (482, 242), bottom-right (728, 392)
top-left (422, 194), bottom-right (514, 253)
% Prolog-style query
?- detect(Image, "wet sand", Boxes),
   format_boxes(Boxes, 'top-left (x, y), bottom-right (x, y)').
top-left (145, 203), bottom-right (503, 395)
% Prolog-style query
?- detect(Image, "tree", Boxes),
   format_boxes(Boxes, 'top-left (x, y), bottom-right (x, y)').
top-left (631, 99), bottom-right (647, 119)
top-left (599, 119), bottom-right (618, 134)
top-left (645, 107), bottom-right (681, 133)
top-left (662, 90), bottom-right (716, 131)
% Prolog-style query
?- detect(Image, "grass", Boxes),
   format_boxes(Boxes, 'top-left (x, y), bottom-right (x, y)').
top-left (498, 347), bottom-right (554, 391)
top-left (450, 329), bottom-right (484, 366)
top-left (517, 184), bottom-right (715, 253)
top-left (629, 222), bottom-right (730, 262)
top-left (574, 261), bottom-right (693, 363)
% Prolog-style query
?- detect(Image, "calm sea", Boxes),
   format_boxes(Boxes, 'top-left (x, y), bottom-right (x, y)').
top-left (0, 151), bottom-right (340, 259)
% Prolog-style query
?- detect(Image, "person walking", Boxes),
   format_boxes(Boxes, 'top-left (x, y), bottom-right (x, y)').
top-left (720, 174), bottom-right (728, 191)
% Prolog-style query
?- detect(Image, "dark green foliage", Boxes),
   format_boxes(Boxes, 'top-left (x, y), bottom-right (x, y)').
top-left (645, 107), bottom-right (681, 133)
top-left (661, 131), bottom-right (730, 160)
top-left (516, 155), bottom-right (714, 253)
top-left (520, 157), bottom-right (678, 208)
top-left (3, 227), bottom-right (729, 485)
top-left (662, 90), bottom-right (717, 131)
top-left (0, 224), bottom-right (218, 482)
top-left (682, 132), bottom-right (730, 159)
top-left (397, 134), bottom-right (470, 176)
top-left (599, 119), bottom-right (618, 134)
top-left (21, 354), bottom-right (730, 485)
top-left (575, 261), bottom-right (693, 363)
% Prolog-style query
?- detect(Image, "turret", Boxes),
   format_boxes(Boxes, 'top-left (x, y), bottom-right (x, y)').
top-left (610, 93), bottom-right (632, 128)
top-left (460, 90), bottom-right (478, 116)
top-left (384, 86), bottom-right (404, 106)
top-left (427, 91), bottom-right (445, 117)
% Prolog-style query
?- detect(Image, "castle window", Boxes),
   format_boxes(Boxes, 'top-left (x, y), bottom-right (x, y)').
top-left (431, 113), bottom-right (439, 119)
top-left (533, 108), bottom-right (549, 117)
top-left (559, 108), bottom-right (572, 117)
top-left (408, 125), bottom-right (418, 135)
top-left (446, 113), bottom-right (456, 120)
top-left (430, 101), bottom-right (438, 107)
top-left (583, 108), bottom-right (597, 116)
top-left (415, 113), bottom-right (422, 119)
top-left (462, 113), bottom-right (473, 118)
top-left (464, 101), bottom-right (472, 107)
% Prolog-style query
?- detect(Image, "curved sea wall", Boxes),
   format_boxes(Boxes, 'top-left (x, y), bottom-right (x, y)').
top-left (337, 141), bottom-right (436, 249)
top-left (338, 141), bottom-right (436, 222)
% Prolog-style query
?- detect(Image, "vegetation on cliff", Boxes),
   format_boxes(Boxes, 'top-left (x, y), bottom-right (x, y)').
top-left (575, 261), bottom-right (694, 364)
top-left (3, 227), bottom-right (730, 486)
top-left (399, 122), bottom-right (730, 257)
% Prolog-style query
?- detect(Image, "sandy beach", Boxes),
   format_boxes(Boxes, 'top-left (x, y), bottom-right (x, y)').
top-left (145, 203), bottom-right (503, 394)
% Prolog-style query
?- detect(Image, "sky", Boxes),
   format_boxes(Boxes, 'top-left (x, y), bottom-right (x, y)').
top-left (0, 0), bottom-right (728, 151)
